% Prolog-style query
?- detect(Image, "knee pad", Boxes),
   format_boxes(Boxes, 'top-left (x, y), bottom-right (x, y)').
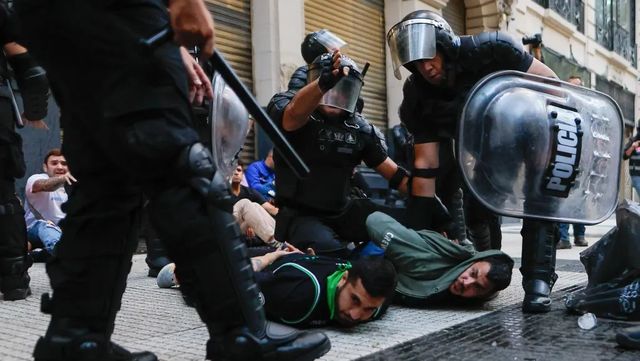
top-left (177, 142), bottom-right (233, 211)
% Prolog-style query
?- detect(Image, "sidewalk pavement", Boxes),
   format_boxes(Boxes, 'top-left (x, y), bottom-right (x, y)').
top-left (1, 216), bottom-right (638, 361)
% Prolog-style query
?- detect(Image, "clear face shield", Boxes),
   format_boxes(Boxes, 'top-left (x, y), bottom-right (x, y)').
top-left (209, 72), bottom-right (251, 180)
top-left (308, 65), bottom-right (363, 113)
top-left (386, 19), bottom-right (438, 80)
top-left (314, 29), bottom-right (347, 51)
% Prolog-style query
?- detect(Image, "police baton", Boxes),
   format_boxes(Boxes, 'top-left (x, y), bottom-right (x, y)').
top-left (6, 79), bottom-right (23, 128)
top-left (141, 28), bottom-right (310, 178)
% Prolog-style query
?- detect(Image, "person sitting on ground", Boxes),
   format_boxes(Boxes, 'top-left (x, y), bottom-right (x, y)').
top-left (158, 248), bottom-right (397, 328)
top-left (245, 149), bottom-right (276, 201)
top-left (364, 211), bottom-right (514, 307)
top-left (23, 149), bottom-right (76, 261)
top-left (230, 163), bottom-right (283, 249)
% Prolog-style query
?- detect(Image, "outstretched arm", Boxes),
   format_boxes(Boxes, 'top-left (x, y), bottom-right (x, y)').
top-left (374, 157), bottom-right (409, 194)
top-left (411, 142), bottom-right (439, 197)
top-left (526, 58), bottom-right (557, 79)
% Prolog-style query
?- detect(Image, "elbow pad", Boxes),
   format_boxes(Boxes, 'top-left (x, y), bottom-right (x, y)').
top-left (9, 52), bottom-right (50, 121)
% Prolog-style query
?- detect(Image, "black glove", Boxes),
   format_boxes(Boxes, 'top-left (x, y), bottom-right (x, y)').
top-left (406, 195), bottom-right (451, 232)
top-left (8, 52), bottom-right (50, 121)
top-left (318, 57), bottom-right (345, 93)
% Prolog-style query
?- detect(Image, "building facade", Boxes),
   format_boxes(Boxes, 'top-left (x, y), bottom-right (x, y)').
top-left (205, 0), bottom-right (638, 198)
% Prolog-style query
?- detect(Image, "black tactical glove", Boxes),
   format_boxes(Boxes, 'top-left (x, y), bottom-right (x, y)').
top-left (317, 52), bottom-right (346, 93)
top-left (8, 52), bottom-right (49, 121)
top-left (406, 195), bottom-right (452, 232)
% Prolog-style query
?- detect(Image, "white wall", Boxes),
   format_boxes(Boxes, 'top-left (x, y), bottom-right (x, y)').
top-left (251, 0), bottom-right (305, 106)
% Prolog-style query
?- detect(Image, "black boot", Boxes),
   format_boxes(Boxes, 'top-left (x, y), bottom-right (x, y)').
top-left (520, 220), bottom-right (558, 313)
top-left (145, 238), bottom-right (171, 277)
top-left (617, 325), bottom-right (640, 350)
top-left (175, 205), bottom-right (330, 361)
top-left (34, 251), bottom-right (155, 361)
top-left (467, 222), bottom-right (491, 252)
top-left (33, 317), bottom-right (157, 361)
top-left (0, 255), bottom-right (32, 300)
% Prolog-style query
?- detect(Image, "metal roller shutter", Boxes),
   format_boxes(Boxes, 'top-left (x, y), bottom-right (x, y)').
top-left (304, 0), bottom-right (388, 131)
top-left (443, 0), bottom-right (466, 35)
top-left (206, 0), bottom-right (256, 164)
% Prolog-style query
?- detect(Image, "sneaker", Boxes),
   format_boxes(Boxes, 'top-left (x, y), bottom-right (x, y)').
top-left (574, 236), bottom-right (588, 247)
top-left (556, 239), bottom-right (572, 249)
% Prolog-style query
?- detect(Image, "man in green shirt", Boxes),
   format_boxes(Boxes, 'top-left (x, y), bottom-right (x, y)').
top-left (366, 212), bottom-right (514, 306)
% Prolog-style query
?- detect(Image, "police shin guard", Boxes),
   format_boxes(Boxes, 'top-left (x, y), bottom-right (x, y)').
top-left (0, 256), bottom-right (32, 301)
top-left (175, 143), bottom-right (330, 361)
top-left (520, 220), bottom-right (558, 313)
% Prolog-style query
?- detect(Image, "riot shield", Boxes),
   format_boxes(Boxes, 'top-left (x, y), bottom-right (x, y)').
top-left (209, 72), bottom-right (250, 180)
top-left (458, 70), bottom-right (623, 224)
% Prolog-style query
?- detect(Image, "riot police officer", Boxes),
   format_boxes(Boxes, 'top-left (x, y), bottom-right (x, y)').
top-left (15, 0), bottom-right (330, 360)
top-left (386, 10), bottom-right (559, 313)
top-left (0, 2), bottom-right (49, 302)
top-left (268, 51), bottom-right (409, 258)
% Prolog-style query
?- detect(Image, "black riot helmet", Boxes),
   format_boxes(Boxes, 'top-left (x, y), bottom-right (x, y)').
top-left (387, 10), bottom-right (460, 79)
top-left (301, 29), bottom-right (347, 64)
top-left (307, 53), bottom-right (364, 114)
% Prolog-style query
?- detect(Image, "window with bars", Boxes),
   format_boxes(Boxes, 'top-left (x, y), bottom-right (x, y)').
top-left (533, 0), bottom-right (584, 33)
top-left (595, 0), bottom-right (636, 66)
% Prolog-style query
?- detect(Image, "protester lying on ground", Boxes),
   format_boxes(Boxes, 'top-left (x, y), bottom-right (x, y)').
top-left (24, 149), bottom-right (76, 261)
top-left (158, 248), bottom-right (397, 328)
top-left (365, 211), bottom-right (514, 307)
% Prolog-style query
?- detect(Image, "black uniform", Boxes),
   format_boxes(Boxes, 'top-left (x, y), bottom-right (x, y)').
top-left (268, 90), bottom-right (388, 258)
top-left (400, 31), bottom-right (558, 312)
top-left (17, 1), bottom-right (329, 360)
top-left (258, 254), bottom-right (351, 327)
top-left (0, 2), bottom-right (48, 301)
top-left (399, 31), bottom-right (533, 251)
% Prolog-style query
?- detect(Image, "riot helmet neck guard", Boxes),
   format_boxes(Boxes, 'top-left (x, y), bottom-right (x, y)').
top-left (308, 53), bottom-right (364, 114)
top-left (387, 10), bottom-right (459, 80)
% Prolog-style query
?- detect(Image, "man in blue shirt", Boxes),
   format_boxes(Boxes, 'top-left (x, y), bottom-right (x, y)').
top-left (245, 148), bottom-right (276, 200)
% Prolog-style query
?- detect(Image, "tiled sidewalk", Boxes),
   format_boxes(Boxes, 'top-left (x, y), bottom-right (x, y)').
top-left (0, 217), bottom-right (634, 361)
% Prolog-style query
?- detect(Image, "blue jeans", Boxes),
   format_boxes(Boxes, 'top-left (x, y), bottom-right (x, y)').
top-left (558, 223), bottom-right (585, 241)
top-left (27, 220), bottom-right (62, 254)
top-left (632, 176), bottom-right (640, 197)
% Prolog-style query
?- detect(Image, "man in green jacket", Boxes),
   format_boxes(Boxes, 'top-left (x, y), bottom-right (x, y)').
top-left (366, 212), bottom-right (514, 306)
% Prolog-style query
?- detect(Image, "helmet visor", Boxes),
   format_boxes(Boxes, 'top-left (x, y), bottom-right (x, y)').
top-left (209, 72), bottom-right (251, 180)
top-left (315, 29), bottom-right (347, 51)
top-left (308, 67), bottom-right (363, 113)
top-left (387, 19), bottom-right (437, 80)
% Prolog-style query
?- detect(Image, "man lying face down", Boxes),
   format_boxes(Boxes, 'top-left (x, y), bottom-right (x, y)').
top-left (364, 212), bottom-right (514, 306)
top-left (257, 254), bottom-right (397, 327)
top-left (158, 249), bottom-right (397, 328)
